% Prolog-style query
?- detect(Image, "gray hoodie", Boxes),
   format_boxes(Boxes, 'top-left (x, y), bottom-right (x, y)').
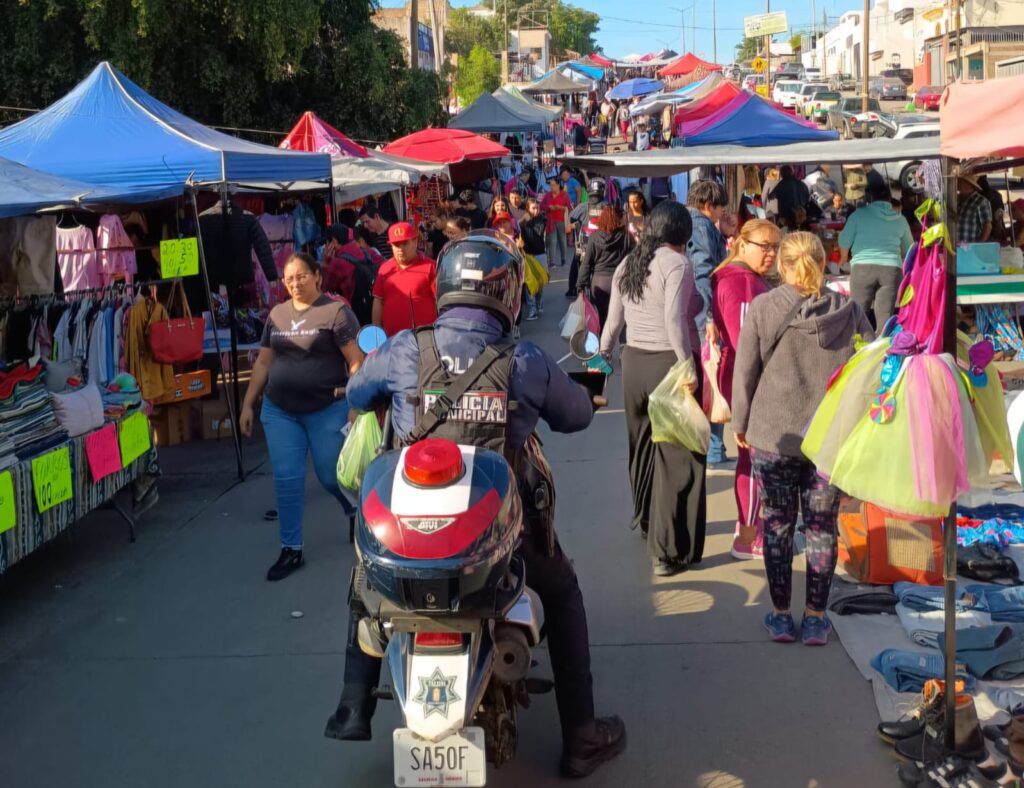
top-left (731, 284), bottom-right (873, 458)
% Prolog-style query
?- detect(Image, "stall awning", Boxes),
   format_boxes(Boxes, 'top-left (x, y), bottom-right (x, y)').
top-left (681, 95), bottom-right (838, 147)
top-left (494, 87), bottom-right (564, 121)
top-left (449, 92), bottom-right (546, 133)
top-left (660, 53), bottom-right (723, 78)
top-left (523, 70), bottom-right (589, 94)
top-left (565, 137), bottom-right (939, 177)
top-left (330, 152), bottom-right (446, 204)
top-left (0, 156), bottom-right (146, 218)
top-left (941, 77), bottom-right (1024, 158)
top-left (0, 62), bottom-right (332, 201)
top-left (383, 129), bottom-right (509, 164)
top-left (280, 112), bottom-right (369, 158)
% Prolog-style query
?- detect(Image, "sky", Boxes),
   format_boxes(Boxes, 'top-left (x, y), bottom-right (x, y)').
top-left (381, 0), bottom-right (858, 63)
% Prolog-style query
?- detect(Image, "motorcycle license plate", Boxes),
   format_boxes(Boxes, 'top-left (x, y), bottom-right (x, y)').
top-left (393, 727), bottom-right (486, 787)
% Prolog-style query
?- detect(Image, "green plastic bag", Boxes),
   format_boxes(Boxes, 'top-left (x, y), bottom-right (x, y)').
top-left (648, 358), bottom-right (710, 455)
top-left (337, 411), bottom-right (383, 492)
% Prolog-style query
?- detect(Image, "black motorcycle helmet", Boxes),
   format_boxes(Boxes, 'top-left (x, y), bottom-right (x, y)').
top-left (436, 230), bottom-right (523, 331)
top-left (588, 177), bottom-right (606, 201)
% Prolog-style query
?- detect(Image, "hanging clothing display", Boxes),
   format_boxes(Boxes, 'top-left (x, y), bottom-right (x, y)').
top-left (258, 213), bottom-right (294, 307)
top-left (56, 224), bottom-right (100, 291)
top-left (123, 294), bottom-right (176, 401)
top-left (291, 201), bottom-right (320, 250)
top-left (0, 216), bottom-right (58, 295)
top-left (95, 214), bottom-right (137, 285)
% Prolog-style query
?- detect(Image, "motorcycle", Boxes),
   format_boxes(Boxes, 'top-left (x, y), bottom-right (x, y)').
top-left (348, 327), bottom-right (606, 787)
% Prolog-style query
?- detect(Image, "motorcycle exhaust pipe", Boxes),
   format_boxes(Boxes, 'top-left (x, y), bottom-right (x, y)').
top-left (492, 624), bottom-right (531, 683)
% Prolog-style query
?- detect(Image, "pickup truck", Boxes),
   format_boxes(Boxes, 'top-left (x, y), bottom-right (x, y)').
top-left (826, 96), bottom-right (885, 138)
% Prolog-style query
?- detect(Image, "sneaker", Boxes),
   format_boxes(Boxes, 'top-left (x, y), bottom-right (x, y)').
top-left (266, 547), bottom-right (303, 581)
top-left (560, 715), bottom-right (627, 778)
top-left (537, 302), bottom-right (545, 315)
top-left (764, 612), bottom-right (796, 643)
top-left (706, 458), bottom-right (737, 476)
top-left (526, 309), bottom-right (539, 321)
top-left (801, 614), bottom-right (833, 646)
top-left (730, 534), bottom-right (764, 560)
top-left (653, 557), bottom-right (688, 577)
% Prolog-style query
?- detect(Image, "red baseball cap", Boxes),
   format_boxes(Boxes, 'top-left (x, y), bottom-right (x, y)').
top-left (387, 222), bottom-right (417, 244)
top-left (493, 213), bottom-right (514, 225)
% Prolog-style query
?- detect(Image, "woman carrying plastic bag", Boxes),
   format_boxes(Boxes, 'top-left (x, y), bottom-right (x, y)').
top-left (337, 411), bottom-right (383, 492)
top-left (649, 357), bottom-right (710, 454)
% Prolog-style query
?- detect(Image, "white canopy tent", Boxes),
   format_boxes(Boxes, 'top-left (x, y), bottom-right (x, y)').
top-left (331, 152), bottom-right (447, 204)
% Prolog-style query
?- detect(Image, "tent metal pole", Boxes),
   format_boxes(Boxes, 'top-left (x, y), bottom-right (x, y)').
top-left (218, 185), bottom-right (245, 481)
top-left (941, 154), bottom-right (958, 750)
top-left (189, 186), bottom-right (245, 481)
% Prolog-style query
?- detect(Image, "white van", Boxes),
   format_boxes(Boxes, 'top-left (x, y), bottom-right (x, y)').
top-left (773, 80), bottom-right (802, 108)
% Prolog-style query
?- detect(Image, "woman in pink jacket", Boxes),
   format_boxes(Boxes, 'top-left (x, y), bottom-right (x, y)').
top-left (709, 219), bottom-right (781, 560)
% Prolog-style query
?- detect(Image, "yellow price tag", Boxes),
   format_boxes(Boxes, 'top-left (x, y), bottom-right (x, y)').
top-left (119, 412), bottom-right (152, 466)
top-left (159, 237), bottom-right (200, 278)
top-left (32, 447), bottom-right (73, 513)
top-left (0, 471), bottom-right (15, 534)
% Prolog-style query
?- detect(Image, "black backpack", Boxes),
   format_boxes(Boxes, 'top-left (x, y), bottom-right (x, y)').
top-left (338, 250), bottom-right (377, 326)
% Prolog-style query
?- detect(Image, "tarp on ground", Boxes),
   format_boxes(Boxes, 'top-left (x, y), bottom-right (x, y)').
top-left (564, 137), bottom-right (938, 177)
top-left (449, 92), bottom-right (546, 133)
top-left (279, 111), bottom-right (368, 158)
top-left (0, 62), bottom-right (332, 201)
top-left (682, 94), bottom-right (839, 147)
top-left (494, 87), bottom-right (564, 121)
top-left (940, 76), bottom-right (1024, 158)
top-left (660, 53), bottom-right (722, 77)
top-left (523, 70), bottom-right (589, 94)
top-left (0, 156), bottom-right (145, 218)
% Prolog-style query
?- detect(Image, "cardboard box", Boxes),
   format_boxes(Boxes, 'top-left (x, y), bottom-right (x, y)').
top-left (195, 395), bottom-right (236, 441)
top-left (154, 369), bottom-right (213, 405)
top-left (152, 404), bottom-right (190, 447)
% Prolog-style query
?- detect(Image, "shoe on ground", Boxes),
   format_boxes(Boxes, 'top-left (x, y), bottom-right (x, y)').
top-left (764, 612), bottom-right (796, 643)
top-left (324, 697), bottom-right (375, 742)
top-left (263, 509), bottom-right (279, 521)
top-left (801, 614), bottom-right (833, 646)
top-left (897, 755), bottom-right (1005, 787)
top-left (560, 715), bottom-right (627, 778)
top-left (730, 533), bottom-right (764, 561)
top-left (526, 309), bottom-right (539, 321)
top-left (706, 458), bottom-right (737, 476)
top-left (266, 547), bottom-right (303, 582)
top-left (653, 557), bottom-right (688, 577)
top-left (879, 679), bottom-right (946, 744)
top-left (538, 303), bottom-right (545, 314)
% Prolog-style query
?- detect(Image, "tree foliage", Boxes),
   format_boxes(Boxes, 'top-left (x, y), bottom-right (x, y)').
top-left (735, 36), bottom-right (760, 62)
top-left (446, 0), bottom-right (600, 60)
top-left (0, 0), bottom-right (446, 144)
top-left (454, 45), bottom-right (501, 107)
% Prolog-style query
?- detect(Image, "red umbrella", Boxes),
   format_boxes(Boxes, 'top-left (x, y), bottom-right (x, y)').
top-left (383, 128), bottom-right (509, 164)
top-left (280, 111), bottom-right (368, 158)
top-left (660, 53), bottom-right (722, 78)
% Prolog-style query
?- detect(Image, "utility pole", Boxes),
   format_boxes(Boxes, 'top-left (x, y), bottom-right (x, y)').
top-left (954, 0), bottom-right (963, 81)
top-left (502, 0), bottom-right (509, 84)
top-left (712, 1), bottom-right (718, 63)
top-left (765, 0), bottom-right (772, 95)
top-left (861, 0), bottom-right (870, 112)
top-left (409, 0), bottom-right (419, 70)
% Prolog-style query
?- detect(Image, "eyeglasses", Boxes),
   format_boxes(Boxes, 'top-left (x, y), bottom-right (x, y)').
top-left (747, 239), bottom-right (780, 253)
top-left (284, 273), bottom-right (312, 285)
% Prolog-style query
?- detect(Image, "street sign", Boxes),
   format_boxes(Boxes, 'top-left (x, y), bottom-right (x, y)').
top-left (755, 85), bottom-right (769, 97)
top-left (744, 11), bottom-right (789, 38)
top-left (752, 58), bottom-right (767, 74)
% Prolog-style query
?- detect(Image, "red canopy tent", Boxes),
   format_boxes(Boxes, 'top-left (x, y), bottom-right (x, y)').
top-left (673, 82), bottom-right (743, 134)
top-left (940, 77), bottom-right (1024, 158)
top-left (588, 53), bottom-right (614, 67)
top-left (660, 53), bottom-right (722, 78)
top-left (280, 111), bottom-right (369, 158)
top-left (383, 128), bottom-right (509, 164)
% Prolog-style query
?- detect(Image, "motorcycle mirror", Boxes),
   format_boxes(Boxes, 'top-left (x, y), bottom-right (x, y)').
top-left (357, 326), bottom-right (387, 354)
top-left (569, 329), bottom-right (600, 361)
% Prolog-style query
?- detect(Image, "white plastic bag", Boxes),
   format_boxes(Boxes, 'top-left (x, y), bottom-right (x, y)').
top-left (701, 341), bottom-right (732, 424)
top-left (649, 358), bottom-right (711, 454)
top-left (559, 295), bottom-right (586, 340)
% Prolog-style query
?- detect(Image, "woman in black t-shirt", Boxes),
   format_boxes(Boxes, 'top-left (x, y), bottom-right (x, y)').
top-left (240, 252), bottom-right (364, 581)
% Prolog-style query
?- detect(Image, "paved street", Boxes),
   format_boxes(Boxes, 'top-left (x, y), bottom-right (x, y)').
top-left (0, 277), bottom-right (899, 788)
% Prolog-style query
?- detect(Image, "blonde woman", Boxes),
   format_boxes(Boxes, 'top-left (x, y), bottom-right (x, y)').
top-left (731, 232), bottom-right (872, 645)
top-left (709, 219), bottom-right (781, 560)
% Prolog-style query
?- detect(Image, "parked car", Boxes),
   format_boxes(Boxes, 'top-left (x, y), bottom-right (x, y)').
top-left (830, 73), bottom-right (855, 91)
top-left (794, 82), bottom-right (829, 113)
top-left (804, 90), bottom-right (842, 123)
top-left (827, 96), bottom-right (886, 137)
top-left (881, 68), bottom-right (915, 86)
top-left (913, 85), bottom-right (943, 111)
top-left (772, 80), bottom-right (802, 108)
top-left (873, 117), bottom-right (939, 193)
top-left (804, 68), bottom-right (823, 83)
top-left (870, 77), bottom-right (908, 101)
top-left (742, 74), bottom-right (764, 92)
top-left (777, 63), bottom-right (804, 81)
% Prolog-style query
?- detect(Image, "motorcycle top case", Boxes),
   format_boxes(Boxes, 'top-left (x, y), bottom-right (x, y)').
top-left (357, 443), bottom-right (523, 613)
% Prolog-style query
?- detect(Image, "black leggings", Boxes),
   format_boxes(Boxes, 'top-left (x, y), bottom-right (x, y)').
top-left (850, 264), bottom-right (903, 331)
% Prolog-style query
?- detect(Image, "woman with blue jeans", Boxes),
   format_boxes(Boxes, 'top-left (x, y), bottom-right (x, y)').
top-left (241, 252), bottom-right (364, 581)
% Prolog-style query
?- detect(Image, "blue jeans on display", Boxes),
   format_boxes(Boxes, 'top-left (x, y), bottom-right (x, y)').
top-left (260, 397), bottom-right (355, 550)
top-left (894, 582), bottom-right (986, 613)
top-left (967, 584), bottom-right (1024, 622)
top-left (707, 423), bottom-right (727, 464)
top-left (870, 648), bottom-right (975, 693)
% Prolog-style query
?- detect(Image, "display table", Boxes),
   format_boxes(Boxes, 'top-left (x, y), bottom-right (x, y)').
top-left (957, 275), bottom-right (1024, 305)
top-left (0, 422), bottom-right (150, 574)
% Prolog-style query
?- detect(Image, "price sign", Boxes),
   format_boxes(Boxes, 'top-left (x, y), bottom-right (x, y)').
top-left (85, 424), bottom-right (123, 482)
top-left (32, 447), bottom-right (73, 513)
top-left (119, 412), bottom-right (152, 466)
top-left (0, 471), bottom-right (14, 534)
top-left (159, 237), bottom-right (200, 278)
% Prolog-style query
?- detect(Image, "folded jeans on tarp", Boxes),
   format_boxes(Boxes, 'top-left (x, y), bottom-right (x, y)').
top-left (966, 584), bottom-right (1024, 623)
top-left (937, 625), bottom-right (1024, 680)
top-left (870, 648), bottom-right (975, 693)
top-left (828, 578), bottom-right (898, 615)
top-left (895, 603), bottom-right (993, 648)
top-left (893, 581), bottom-right (989, 613)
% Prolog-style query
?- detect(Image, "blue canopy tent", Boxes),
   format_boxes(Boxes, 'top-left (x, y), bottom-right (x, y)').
top-left (0, 156), bottom-right (141, 218)
top-left (0, 62), bottom-right (332, 200)
top-left (607, 78), bottom-right (665, 100)
top-left (563, 62), bottom-right (605, 81)
top-left (683, 96), bottom-right (839, 147)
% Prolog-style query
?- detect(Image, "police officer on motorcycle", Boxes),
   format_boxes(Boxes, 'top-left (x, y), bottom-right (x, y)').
top-left (325, 230), bottom-right (627, 778)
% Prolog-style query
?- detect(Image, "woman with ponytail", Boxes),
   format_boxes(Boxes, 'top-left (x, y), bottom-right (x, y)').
top-left (709, 219), bottom-right (781, 561)
top-left (600, 201), bottom-right (707, 576)
top-left (732, 232), bottom-right (872, 646)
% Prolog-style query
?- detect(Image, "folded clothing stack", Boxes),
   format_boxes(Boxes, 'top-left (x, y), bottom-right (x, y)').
top-left (100, 373), bottom-right (143, 419)
top-left (957, 515), bottom-right (1024, 549)
top-left (828, 578), bottom-right (898, 615)
top-left (894, 582), bottom-right (992, 648)
top-left (0, 363), bottom-right (68, 463)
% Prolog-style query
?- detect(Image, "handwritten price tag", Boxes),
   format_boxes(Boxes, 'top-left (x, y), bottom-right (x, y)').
top-left (85, 424), bottom-right (123, 483)
top-left (0, 471), bottom-right (14, 534)
top-left (159, 237), bottom-right (199, 278)
top-left (119, 412), bottom-right (151, 466)
top-left (32, 447), bottom-right (73, 513)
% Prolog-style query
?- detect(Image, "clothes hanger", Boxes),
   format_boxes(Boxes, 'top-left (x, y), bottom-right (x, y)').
top-left (56, 211), bottom-right (82, 230)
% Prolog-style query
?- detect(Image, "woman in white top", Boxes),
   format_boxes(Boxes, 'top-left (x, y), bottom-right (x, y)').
top-left (600, 201), bottom-right (707, 576)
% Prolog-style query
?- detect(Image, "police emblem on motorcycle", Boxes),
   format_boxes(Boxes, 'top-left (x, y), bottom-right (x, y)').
top-left (413, 667), bottom-right (461, 718)
top-left (400, 516), bottom-right (457, 535)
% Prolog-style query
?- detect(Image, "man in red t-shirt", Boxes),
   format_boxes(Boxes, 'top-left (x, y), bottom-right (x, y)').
top-left (372, 222), bottom-right (438, 336)
top-left (539, 178), bottom-right (571, 268)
